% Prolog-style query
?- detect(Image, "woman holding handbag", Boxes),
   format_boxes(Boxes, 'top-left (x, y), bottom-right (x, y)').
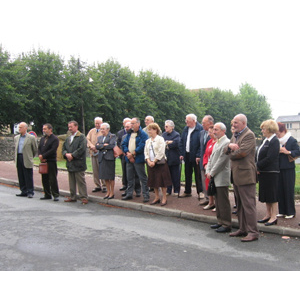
top-left (144, 123), bottom-right (172, 206)
top-left (276, 122), bottom-right (300, 219)
top-left (96, 123), bottom-right (116, 199)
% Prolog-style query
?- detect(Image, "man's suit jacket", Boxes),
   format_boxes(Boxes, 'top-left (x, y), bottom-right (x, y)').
top-left (86, 128), bottom-right (102, 156)
top-left (96, 133), bottom-right (116, 163)
top-left (226, 127), bottom-right (257, 186)
top-left (62, 131), bottom-right (87, 172)
top-left (199, 130), bottom-right (211, 171)
top-left (14, 133), bottom-right (38, 168)
top-left (206, 135), bottom-right (230, 187)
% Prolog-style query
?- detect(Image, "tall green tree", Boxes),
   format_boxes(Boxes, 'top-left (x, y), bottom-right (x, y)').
top-left (15, 50), bottom-right (66, 134)
top-left (237, 83), bottom-right (272, 137)
top-left (197, 88), bottom-right (241, 135)
top-left (0, 46), bottom-right (27, 132)
top-left (138, 70), bottom-right (204, 133)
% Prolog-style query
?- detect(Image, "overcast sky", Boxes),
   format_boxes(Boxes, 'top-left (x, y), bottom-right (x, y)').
top-left (1, 0), bottom-right (299, 120)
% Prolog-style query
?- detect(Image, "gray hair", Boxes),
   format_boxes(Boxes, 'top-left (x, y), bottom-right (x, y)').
top-left (94, 117), bottom-right (103, 122)
top-left (186, 114), bottom-right (197, 122)
top-left (123, 117), bottom-right (131, 123)
top-left (203, 115), bottom-right (214, 124)
top-left (215, 122), bottom-right (227, 132)
top-left (145, 115), bottom-right (154, 122)
top-left (165, 120), bottom-right (175, 128)
top-left (101, 122), bottom-right (110, 130)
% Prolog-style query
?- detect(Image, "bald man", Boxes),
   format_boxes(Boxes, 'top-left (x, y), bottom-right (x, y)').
top-left (225, 114), bottom-right (259, 242)
top-left (14, 122), bottom-right (38, 198)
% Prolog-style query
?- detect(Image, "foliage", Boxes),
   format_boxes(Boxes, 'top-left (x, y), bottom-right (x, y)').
top-left (197, 83), bottom-right (272, 137)
top-left (1, 48), bottom-right (272, 137)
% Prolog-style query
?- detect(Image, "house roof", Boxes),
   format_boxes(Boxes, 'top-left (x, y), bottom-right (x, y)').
top-left (276, 114), bottom-right (300, 122)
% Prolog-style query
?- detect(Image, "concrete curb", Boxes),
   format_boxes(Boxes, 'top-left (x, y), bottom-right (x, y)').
top-left (1, 177), bottom-right (300, 238)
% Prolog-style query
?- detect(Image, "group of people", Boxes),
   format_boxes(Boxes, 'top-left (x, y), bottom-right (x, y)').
top-left (14, 112), bottom-right (300, 242)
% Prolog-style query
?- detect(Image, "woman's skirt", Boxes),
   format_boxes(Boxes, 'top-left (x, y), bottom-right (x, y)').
top-left (147, 163), bottom-right (172, 188)
top-left (258, 172), bottom-right (279, 203)
top-left (99, 159), bottom-right (115, 180)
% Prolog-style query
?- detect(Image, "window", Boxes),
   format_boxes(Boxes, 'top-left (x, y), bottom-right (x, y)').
top-left (286, 123), bottom-right (292, 129)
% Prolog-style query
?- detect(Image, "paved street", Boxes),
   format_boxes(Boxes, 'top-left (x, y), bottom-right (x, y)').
top-left (0, 184), bottom-right (300, 271)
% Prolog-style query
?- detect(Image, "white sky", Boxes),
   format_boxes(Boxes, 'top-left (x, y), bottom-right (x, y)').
top-left (1, 0), bottom-right (299, 120)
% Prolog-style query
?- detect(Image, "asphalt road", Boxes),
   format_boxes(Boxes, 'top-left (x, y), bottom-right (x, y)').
top-left (0, 184), bottom-right (300, 271)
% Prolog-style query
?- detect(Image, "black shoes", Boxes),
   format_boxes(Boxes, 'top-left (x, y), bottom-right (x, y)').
top-left (122, 195), bottom-right (133, 200)
top-left (265, 219), bottom-right (277, 226)
top-left (16, 193), bottom-right (27, 197)
top-left (210, 224), bottom-right (222, 229)
top-left (215, 226), bottom-right (231, 233)
top-left (92, 187), bottom-right (102, 192)
top-left (40, 196), bottom-right (52, 200)
top-left (121, 192), bottom-right (127, 197)
top-left (119, 186), bottom-right (127, 191)
top-left (257, 217), bottom-right (270, 223)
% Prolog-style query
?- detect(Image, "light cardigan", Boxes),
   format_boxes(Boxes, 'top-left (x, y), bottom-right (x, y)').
top-left (144, 135), bottom-right (166, 162)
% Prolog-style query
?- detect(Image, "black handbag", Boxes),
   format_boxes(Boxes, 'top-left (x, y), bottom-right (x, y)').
top-left (207, 177), bottom-right (216, 196)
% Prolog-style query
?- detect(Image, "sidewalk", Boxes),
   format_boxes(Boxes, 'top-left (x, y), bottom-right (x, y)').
top-left (1, 160), bottom-right (300, 238)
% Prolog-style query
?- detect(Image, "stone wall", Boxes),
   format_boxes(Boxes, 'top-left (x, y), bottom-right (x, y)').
top-left (0, 136), bottom-right (15, 161)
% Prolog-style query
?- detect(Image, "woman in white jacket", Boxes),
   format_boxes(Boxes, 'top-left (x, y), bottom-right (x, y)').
top-left (144, 123), bottom-right (172, 206)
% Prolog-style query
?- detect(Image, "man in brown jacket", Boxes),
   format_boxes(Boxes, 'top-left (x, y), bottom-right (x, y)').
top-left (225, 114), bottom-right (259, 242)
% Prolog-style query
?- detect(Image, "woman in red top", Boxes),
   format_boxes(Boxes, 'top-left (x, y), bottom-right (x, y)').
top-left (202, 125), bottom-right (217, 210)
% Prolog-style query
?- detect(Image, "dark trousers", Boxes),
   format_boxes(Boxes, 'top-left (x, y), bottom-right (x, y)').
top-left (278, 169), bottom-right (296, 216)
top-left (167, 164), bottom-right (181, 194)
top-left (17, 154), bottom-right (34, 195)
top-left (184, 153), bottom-right (202, 194)
top-left (41, 161), bottom-right (59, 198)
top-left (121, 155), bottom-right (127, 187)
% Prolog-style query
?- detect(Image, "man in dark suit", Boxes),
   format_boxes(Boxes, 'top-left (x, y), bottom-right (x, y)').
top-left (117, 117), bottom-right (132, 191)
top-left (38, 123), bottom-right (60, 201)
top-left (179, 114), bottom-right (203, 198)
top-left (226, 114), bottom-right (259, 242)
top-left (199, 115), bottom-right (214, 205)
top-left (62, 121), bottom-right (88, 205)
top-left (14, 122), bottom-right (38, 198)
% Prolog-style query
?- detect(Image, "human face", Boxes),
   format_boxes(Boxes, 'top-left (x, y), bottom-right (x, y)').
top-left (95, 119), bottom-right (102, 130)
top-left (208, 126), bottom-right (215, 139)
top-left (18, 123), bottom-right (27, 136)
top-left (131, 118), bottom-right (140, 132)
top-left (148, 127), bottom-right (157, 138)
top-left (124, 122), bottom-right (131, 133)
top-left (185, 117), bottom-right (196, 128)
top-left (261, 127), bottom-right (271, 138)
top-left (144, 117), bottom-right (152, 126)
top-left (202, 117), bottom-right (211, 131)
top-left (276, 131), bottom-right (285, 138)
top-left (68, 122), bottom-right (78, 135)
top-left (232, 116), bottom-right (245, 133)
top-left (165, 124), bottom-right (173, 133)
top-left (43, 125), bottom-right (52, 136)
top-left (100, 125), bottom-right (109, 136)
top-left (213, 125), bottom-right (224, 139)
